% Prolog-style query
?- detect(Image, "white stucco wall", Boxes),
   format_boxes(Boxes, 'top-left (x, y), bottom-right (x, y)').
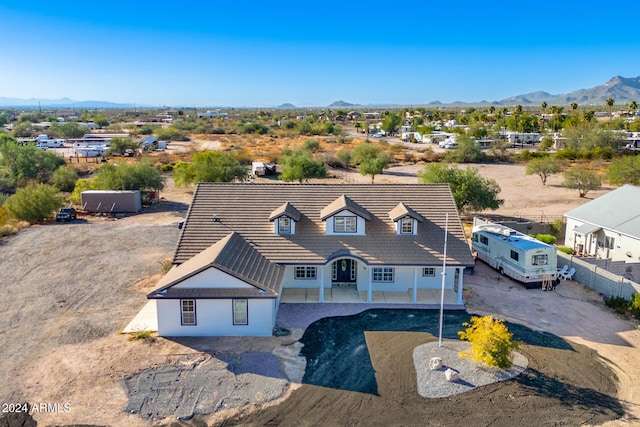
top-left (173, 267), bottom-right (253, 289)
top-left (280, 263), bottom-right (455, 291)
top-left (156, 298), bottom-right (275, 337)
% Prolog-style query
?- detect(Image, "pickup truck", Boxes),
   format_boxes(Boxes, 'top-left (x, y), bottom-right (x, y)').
top-left (56, 207), bottom-right (77, 222)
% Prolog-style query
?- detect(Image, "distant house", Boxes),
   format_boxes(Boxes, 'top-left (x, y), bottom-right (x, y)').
top-left (197, 110), bottom-right (228, 119)
top-left (564, 185), bottom-right (640, 262)
top-left (147, 184), bottom-right (474, 337)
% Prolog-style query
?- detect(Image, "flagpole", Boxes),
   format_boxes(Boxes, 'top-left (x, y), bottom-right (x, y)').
top-left (438, 213), bottom-right (449, 347)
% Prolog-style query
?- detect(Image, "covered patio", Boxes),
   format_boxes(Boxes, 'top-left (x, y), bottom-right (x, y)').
top-left (280, 287), bottom-right (464, 308)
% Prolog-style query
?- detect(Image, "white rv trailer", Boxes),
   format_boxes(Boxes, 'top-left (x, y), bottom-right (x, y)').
top-left (472, 219), bottom-right (557, 288)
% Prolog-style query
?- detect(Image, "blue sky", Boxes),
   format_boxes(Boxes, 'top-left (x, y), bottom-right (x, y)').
top-left (1, 1), bottom-right (639, 107)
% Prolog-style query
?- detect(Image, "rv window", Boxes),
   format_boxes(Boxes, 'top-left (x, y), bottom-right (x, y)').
top-left (480, 235), bottom-right (489, 245)
top-left (510, 250), bottom-right (519, 261)
top-left (532, 254), bottom-right (548, 266)
top-left (472, 234), bottom-right (478, 242)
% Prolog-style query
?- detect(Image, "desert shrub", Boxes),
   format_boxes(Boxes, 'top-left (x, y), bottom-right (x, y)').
top-left (127, 330), bottom-right (154, 341)
top-left (535, 234), bottom-right (557, 245)
top-left (556, 147), bottom-right (579, 160)
top-left (557, 246), bottom-right (573, 254)
top-left (458, 315), bottom-right (520, 368)
top-left (604, 296), bottom-right (631, 315)
top-left (629, 293), bottom-right (640, 319)
top-left (51, 166), bottom-right (79, 192)
top-left (3, 184), bottom-right (64, 223)
top-left (161, 259), bottom-right (173, 274)
top-left (303, 139), bottom-right (321, 152)
top-left (551, 219), bottom-right (565, 237)
top-left (0, 224), bottom-right (18, 237)
top-left (336, 148), bottom-right (352, 167)
top-left (161, 164), bottom-right (174, 172)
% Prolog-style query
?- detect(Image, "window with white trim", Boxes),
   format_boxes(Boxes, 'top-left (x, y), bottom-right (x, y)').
top-left (605, 236), bottom-right (615, 250)
top-left (372, 267), bottom-right (394, 282)
top-left (295, 266), bottom-right (317, 279)
top-left (233, 299), bottom-right (248, 325)
top-left (531, 254), bottom-right (548, 266)
top-left (278, 216), bottom-right (291, 234)
top-left (422, 267), bottom-right (435, 277)
top-left (401, 217), bottom-right (413, 234)
top-left (334, 216), bottom-right (356, 233)
top-left (181, 299), bottom-right (196, 325)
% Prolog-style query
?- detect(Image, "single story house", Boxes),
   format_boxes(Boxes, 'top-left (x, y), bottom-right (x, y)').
top-left (147, 183), bottom-right (474, 337)
top-left (564, 185), bottom-right (640, 262)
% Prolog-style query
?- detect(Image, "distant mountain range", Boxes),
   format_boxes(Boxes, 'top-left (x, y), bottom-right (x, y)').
top-left (499, 76), bottom-right (640, 106)
top-left (2, 75), bottom-right (639, 109)
top-left (0, 97), bottom-right (134, 108)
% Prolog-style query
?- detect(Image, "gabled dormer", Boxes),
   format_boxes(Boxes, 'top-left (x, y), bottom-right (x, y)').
top-left (320, 195), bottom-right (371, 235)
top-left (269, 202), bottom-right (301, 235)
top-left (389, 202), bottom-right (425, 235)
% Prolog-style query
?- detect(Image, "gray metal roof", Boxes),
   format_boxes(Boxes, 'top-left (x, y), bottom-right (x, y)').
top-left (173, 183), bottom-right (474, 268)
top-left (149, 232), bottom-right (283, 299)
top-left (564, 185), bottom-right (640, 239)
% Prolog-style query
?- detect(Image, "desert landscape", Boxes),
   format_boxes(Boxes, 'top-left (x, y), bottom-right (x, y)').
top-left (1, 152), bottom-right (639, 426)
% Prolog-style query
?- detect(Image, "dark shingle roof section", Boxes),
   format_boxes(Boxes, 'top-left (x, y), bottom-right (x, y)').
top-left (320, 195), bottom-right (372, 221)
top-left (150, 232), bottom-right (283, 299)
top-left (269, 202), bottom-right (302, 222)
top-left (173, 183), bottom-right (474, 267)
top-left (389, 202), bottom-right (426, 223)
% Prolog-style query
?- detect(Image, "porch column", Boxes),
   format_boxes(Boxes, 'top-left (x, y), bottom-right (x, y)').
top-left (368, 268), bottom-right (372, 303)
top-left (457, 267), bottom-right (464, 304)
top-left (412, 268), bottom-right (418, 303)
top-left (319, 268), bottom-right (324, 303)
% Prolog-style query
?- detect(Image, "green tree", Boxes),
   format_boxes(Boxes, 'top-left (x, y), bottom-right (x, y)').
top-left (155, 126), bottom-right (186, 141)
top-left (51, 166), bottom-right (79, 192)
top-left (0, 139), bottom-right (65, 186)
top-left (11, 122), bottom-right (36, 138)
top-left (173, 151), bottom-right (246, 186)
top-left (107, 137), bottom-right (139, 155)
top-left (3, 183), bottom-right (64, 223)
top-left (351, 142), bottom-right (389, 183)
top-left (280, 148), bottom-right (326, 183)
top-left (380, 113), bottom-right (402, 135)
top-left (607, 156), bottom-right (640, 185)
top-left (444, 134), bottom-right (486, 163)
top-left (539, 135), bottom-right (554, 151)
top-left (629, 101), bottom-right (638, 115)
top-left (458, 315), bottom-right (521, 369)
top-left (526, 157), bottom-right (561, 185)
top-left (563, 166), bottom-right (601, 197)
top-left (418, 164), bottom-right (503, 213)
top-left (69, 178), bottom-right (96, 205)
top-left (336, 148), bottom-right (352, 167)
top-left (51, 122), bottom-right (86, 138)
top-left (93, 161), bottom-right (164, 191)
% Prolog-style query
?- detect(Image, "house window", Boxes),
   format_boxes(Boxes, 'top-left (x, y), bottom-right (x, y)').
top-left (605, 236), bottom-right (615, 250)
top-left (181, 299), bottom-right (196, 325)
top-left (295, 266), bottom-right (317, 279)
top-left (373, 267), bottom-right (394, 282)
top-left (422, 267), bottom-right (435, 277)
top-left (334, 216), bottom-right (356, 233)
top-left (278, 217), bottom-right (291, 234)
top-left (479, 235), bottom-right (489, 245)
top-left (233, 299), bottom-right (248, 325)
top-left (531, 254), bottom-right (548, 266)
top-left (401, 217), bottom-right (413, 234)
top-left (510, 250), bottom-right (520, 262)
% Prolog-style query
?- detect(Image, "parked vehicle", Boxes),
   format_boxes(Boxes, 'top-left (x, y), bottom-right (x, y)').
top-left (36, 134), bottom-right (65, 148)
top-left (56, 207), bottom-right (77, 222)
top-left (471, 218), bottom-right (557, 288)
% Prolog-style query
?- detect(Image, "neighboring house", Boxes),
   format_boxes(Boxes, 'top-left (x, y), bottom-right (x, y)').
top-left (148, 183), bottom-right (474, 337)
top-left (564, 185), bottom-right (640, 262)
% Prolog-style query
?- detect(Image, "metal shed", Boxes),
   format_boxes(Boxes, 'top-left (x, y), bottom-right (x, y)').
top-left (81, 190), bottom-right (142, 213)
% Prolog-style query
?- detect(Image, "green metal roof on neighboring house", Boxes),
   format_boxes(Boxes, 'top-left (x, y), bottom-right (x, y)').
top-left (564, 184), bottom-right (640, 240)
top-left (173, 183), bottom-right (474, 268)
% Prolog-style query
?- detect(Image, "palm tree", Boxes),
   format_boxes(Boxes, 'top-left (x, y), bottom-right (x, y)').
top-left (540, 101), bottom-right (548, 130)
top-left (606, 97), bottom-right (615, 121)
top-left (629, 101), bottom-right (638, 116)
top-left (570, 102), bottom-right (578, 115)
